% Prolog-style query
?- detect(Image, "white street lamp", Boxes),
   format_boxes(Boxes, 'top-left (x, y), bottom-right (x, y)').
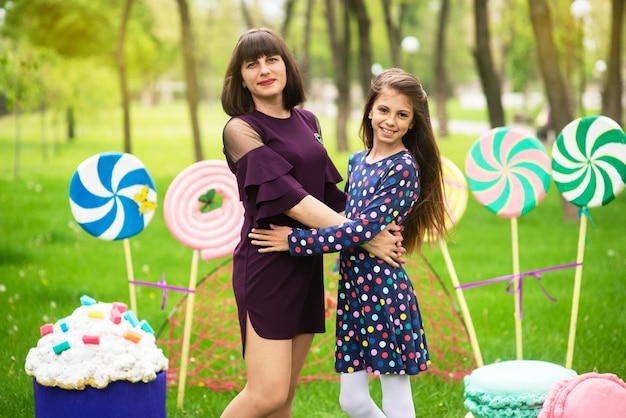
top-left (371, 63), bottom-right (384, 76)
top-left (570, 0), bottom-right (592, 19)
top-left (401, 36), bottom-right (420, 54)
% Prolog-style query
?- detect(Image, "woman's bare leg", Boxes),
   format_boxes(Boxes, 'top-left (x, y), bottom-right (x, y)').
top-left (220, 315), bottom-right (294, 418)
top-left (268, 332), bottom-right (315, 418)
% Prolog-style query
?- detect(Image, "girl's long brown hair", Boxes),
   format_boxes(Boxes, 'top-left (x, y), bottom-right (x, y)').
top-left (359, 68), bottom-right (447, 254)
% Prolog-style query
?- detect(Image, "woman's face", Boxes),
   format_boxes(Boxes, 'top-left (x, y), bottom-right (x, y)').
top-left (240, 54), bottom-right (287, 105)
top-left (368, 87), bottom-right (414, 150)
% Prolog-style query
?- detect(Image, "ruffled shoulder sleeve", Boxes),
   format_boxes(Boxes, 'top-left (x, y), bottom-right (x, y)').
top-left (234, 147), bottom-right (308, 220)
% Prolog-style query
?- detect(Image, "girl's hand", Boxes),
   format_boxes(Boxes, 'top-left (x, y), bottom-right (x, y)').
top-left (362, 224), bottom-right (406, 268)
top-left (248, 224), bottom-right (292, 252)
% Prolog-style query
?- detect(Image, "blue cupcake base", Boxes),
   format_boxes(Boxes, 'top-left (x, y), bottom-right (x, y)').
top-left (33, 371), bottom-right (166, 418)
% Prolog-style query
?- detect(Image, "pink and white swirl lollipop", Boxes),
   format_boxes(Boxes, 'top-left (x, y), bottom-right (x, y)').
top-left (164, 160), bottom-right (243, 406)
top-left (465, 127), bottom-right (551, 218)
top-left (552, 115), bottom-right (626, 208)
top-left (465, 127), bottom-right (551, 359)
top-left (163, 160), bottom-right (243, 261)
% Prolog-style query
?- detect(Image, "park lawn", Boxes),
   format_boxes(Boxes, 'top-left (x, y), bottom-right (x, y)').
top-left (0, 101), bottom-right (624, 417)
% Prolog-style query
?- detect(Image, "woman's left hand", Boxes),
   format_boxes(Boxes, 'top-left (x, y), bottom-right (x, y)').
top-left (248, 224), bottom-right (292, 252)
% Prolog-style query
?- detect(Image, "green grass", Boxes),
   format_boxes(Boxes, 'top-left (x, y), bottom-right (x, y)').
top-left (1, 101), bottom-right (624, 417)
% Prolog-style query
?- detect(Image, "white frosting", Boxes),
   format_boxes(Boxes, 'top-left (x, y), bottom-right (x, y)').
top-left (25, 302), bottom-right (168, 389)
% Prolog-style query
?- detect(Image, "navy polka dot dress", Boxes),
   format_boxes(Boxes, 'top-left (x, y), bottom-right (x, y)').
top-left (288, 149), bottom-right (430, 375)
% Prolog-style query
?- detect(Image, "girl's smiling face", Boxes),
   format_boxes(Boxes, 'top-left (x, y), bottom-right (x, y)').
top-left (369, 87), bottom-right (414, 151)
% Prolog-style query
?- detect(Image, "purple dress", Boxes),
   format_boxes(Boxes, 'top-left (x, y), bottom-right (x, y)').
top-left (223, 108), bottom-right (346, 353)
top-left (288, 149), bottom-right (430, 375)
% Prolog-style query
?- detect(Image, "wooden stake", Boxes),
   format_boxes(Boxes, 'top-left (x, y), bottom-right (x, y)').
top-left (439, 240), bottom-right (484, 367)
top-left (123, 238), bottom-right (138, 315)
top-left (566, 215), bottom-right (587, 369)
top-left (177, 249), bottom-right (199, 409)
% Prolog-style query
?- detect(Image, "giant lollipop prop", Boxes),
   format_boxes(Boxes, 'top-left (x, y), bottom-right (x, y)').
top-left (552, 115), bottom-right (626, 368)
top-left (465, 127), bottom-right (551, 359)
top-left (435, 157), bottom-right (483, 367)
top-left (69, 152), bottom-right (157, 314)
top-left (163, 160), bottom-right (244, 408)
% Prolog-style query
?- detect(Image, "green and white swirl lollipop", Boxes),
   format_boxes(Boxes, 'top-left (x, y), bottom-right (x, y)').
top-left (552, 115), bottom-right (626, 208)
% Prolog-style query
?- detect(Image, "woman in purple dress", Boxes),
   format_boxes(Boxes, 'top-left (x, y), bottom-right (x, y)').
top-left (250, 68), bottom-right (447, 417)
top-left (220, 28), bottom-right (404, 417)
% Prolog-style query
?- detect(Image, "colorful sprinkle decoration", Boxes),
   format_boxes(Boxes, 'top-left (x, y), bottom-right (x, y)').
top-left (88, 309), bottom-right (105, 319)
top-left (82, 335), bottom-right (100, 345)
top-left (138, 319), bottom-right (155, 334)
top-left (124, 310), bottom-right (139, 327)
top-left (110, 307), bottom-right (122, 324)
top-left (40, 323), bottom-right (54, 337)
top-left (53, 341), bottom-right (71, 355)
top-left (123, 330), bottom-right (142, 344)
top-left (58, 319), bottom-right (69, 332)
top-left (80, 295), bottom-right (97, 306)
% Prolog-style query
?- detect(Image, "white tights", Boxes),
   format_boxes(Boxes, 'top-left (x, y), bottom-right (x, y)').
top-left (339, 370), bottom-right (416, 418)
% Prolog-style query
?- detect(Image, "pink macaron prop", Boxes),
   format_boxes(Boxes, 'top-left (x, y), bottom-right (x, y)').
top-left (69, 152), bottom-right (158, 314)
top-left (465, 127), bottom-right (552, 360)
top-left (163, 160), bottom-right (243, 409)
top-left (551, 115), bottom-right (626, 369)
top-left (436, 157), bottom-right (483, 367)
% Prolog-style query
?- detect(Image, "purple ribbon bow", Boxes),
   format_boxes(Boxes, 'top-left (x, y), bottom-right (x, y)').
top-left (129, 273), bottom-right (194, 310)
top-left (456, 262), bottom-right (582, 320)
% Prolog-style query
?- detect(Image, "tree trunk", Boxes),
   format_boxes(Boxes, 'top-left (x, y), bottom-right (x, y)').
top-left (176, 0), bottom-right (204, 162)
top-left (381, 0), bottom-right (401, 68)
top-left (434, 0), bottom-right (449, 138)
top-left (300, 0), bottom-right (314, 93)
top-left (66, 106), bottom-right (75, 142)
top-left (240, 0), bottom-right (254, 29)
top-left (350, 0), bottom-right (373, 99)
top-left (602, 0), bottom-right (624, 125)
top-left (325, 0), bottom-right (349, 152)
top-left (281, 0), bottom-right (297, 38)
top-left (473, 0), bottom-right (505, 128)
top-left (527, 0), bottom-right (578, 222)
top-left (116, 0), bottom-right (132, 153)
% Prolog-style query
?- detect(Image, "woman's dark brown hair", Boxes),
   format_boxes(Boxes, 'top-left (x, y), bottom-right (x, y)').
top-left (359, 68), bottom-right (447, 254)
top-left (221, 28), bottom-right (305, 116)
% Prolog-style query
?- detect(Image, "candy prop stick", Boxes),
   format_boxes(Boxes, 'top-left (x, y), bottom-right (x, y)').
top-left (551, 116), bottom-right (626, 368)
top-left (163, 160), bottom-right (244, 408)
top-left (435, 157), bottom-right (483, 367)
top-left (69, 152), bottom-right (157, 314)
top-left (465, 127), bottom-right (551, 360)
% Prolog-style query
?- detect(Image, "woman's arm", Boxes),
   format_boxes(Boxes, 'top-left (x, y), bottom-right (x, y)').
top-left (251, 194), bottom-right (406, 267)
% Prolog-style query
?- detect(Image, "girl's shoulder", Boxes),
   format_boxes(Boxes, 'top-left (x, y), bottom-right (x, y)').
top-left (348, 150), bottom-right (368, 164)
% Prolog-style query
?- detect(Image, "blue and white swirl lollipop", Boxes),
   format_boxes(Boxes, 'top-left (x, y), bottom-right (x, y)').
top-left (69, 152), bottom-right (157, 240)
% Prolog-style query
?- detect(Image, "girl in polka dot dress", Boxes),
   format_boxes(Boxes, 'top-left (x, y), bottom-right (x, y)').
top-left (249, 68), bottom-right (447, 417)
